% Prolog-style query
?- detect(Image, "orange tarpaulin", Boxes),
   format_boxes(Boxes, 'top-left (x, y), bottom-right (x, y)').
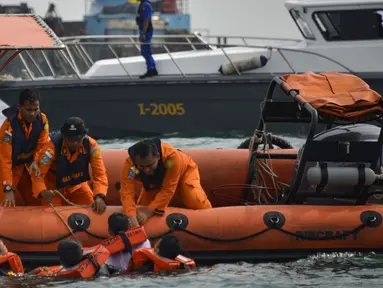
top-left (281, 72), bottom-right (383, 119)
top-left (0, 15), bottom-right (64, 49)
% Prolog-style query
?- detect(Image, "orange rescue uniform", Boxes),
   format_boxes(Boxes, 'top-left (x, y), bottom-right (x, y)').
top-left (120, 139), bottom-right (212, 216)
top-left (0, 110), bottom-right (49, 204)
top-left (31, 135), bottom-right (108, 206)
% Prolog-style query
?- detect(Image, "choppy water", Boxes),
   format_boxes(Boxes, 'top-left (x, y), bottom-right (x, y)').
top-left (4, 136), bottom-right (383, 287)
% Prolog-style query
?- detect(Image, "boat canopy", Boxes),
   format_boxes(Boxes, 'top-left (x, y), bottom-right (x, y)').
top-left (0, 14), bottom-right (65, 72)
top-left (280, 72), bottom-right (383, 119)
top-left (0, 14), bottom-right (64, 50)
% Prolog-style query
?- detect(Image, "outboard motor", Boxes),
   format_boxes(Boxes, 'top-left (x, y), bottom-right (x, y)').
top-left (294, 123), bottom-right (383, 202)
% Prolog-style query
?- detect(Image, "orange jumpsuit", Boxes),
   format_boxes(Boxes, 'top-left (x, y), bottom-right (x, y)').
top-left (0, 112), bottom-right (49, 205)
top-left (31, 136), bottom-right (108, 206)
top-left (120, 142), bottom-right (212, 216)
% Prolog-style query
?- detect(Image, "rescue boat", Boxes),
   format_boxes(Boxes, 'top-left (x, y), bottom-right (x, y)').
top-left (2, 71), bottom-right (383, 267)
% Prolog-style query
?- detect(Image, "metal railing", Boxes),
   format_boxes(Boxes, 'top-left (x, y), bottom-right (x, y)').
top-left (0, 32), bottom-right (357, 81)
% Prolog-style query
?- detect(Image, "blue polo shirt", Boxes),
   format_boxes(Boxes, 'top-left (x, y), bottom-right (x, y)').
top-left (138, 1), bottom-right (152, 32)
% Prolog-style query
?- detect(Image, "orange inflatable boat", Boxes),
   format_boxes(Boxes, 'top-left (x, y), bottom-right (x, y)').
top-left (3, 72), bottom-right (383, 267)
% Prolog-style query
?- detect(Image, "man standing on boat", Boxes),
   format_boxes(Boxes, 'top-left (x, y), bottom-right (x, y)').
top-left (136, 0), bottom-right (158, 79)
top-left (120, 138), bottom-right (212, 227)
top-left (0, 89), bottom-right (49, 207)
top-left (31, 117), bottom-right (108, 213)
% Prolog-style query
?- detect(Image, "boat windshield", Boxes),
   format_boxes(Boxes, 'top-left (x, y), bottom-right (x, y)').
top-left (313, 9), bottom-right (383, 41)
top-left (290, 9), bottom-right (316, 40)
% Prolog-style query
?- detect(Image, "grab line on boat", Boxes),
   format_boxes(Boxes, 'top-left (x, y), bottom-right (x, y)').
top-left (49, 202), bottom-right (83, 248)
top-left (0, 211), bottom-right (379, 245)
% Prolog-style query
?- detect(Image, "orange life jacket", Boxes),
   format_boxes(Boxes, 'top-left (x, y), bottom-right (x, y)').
top-left (101, 225), bottom-right (148, 255)
top-left (0, 252), bottom-right (24, 275)
top-left (127, 248), bottom-right (196, 272)
top-left (36, 244), bottom-right (110, 279)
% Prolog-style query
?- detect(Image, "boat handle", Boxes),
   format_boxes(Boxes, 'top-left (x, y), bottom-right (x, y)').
top-left (269, 217), bottom-right (280, 224)
top-left (173, 219), bottom-right (183, 225)
top-left (75, 219), bottom-right (85, 226)
top-left (368, 216), bottom-right (377, 222)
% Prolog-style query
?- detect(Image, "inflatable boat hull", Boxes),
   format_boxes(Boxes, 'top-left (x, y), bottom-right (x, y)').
top-left (5, 148), bottom-right (383, 265)
top-left (2, 205), bottom-right (382, 265)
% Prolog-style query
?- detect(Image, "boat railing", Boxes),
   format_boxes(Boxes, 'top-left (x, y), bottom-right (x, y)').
top-left (0, 33), bottom-right (356, 81)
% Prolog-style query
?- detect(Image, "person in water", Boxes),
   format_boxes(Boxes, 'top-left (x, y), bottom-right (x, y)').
top-left (105, 212), bottom-right (151, 272)
top-left (29, 240), bottom-right (111, 277)
top-left (31, 117), bottom-right (108, 213)
top-left (128, 235), bottom-right (194, 273)
top-left (120, 138), bottom-right (212, 228)
top-left (30, 228), bottom-right (192, 277)
top-left (0, 89), bottom-right (49, 207)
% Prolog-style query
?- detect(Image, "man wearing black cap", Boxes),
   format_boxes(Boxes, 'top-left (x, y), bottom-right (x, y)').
top-left (30, 117), bottom-right (108, 213)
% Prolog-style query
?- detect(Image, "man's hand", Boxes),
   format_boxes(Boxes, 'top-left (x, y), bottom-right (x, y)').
top-left (139, 34), bottom-right (146, 42)
top-left (137, 207), bottom-right (154, 225)
top-left (127, 216), bottom-right (140, 229)
top-left (0, 190), bottom-right (16, 207)
top-left (92, 195), bottom-right (106, 214)
top-left (39, 190), bottom-right (56, 201)
top-left (0, 240), bottom-right (8, 255)
top-left (29, 160), bottom-right (41, 179)
top-left (27, 266), bottom-right (51, 275)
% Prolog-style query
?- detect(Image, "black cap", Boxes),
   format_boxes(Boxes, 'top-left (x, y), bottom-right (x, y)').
top-left (60, 117), bottom-right (88, 139)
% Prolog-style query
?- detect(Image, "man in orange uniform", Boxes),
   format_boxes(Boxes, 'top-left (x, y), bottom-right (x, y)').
top-left (31, 117), bottom-right (107, 213)
top-left (120, 138), bottom-right (212, 227)
top-left (0, 89), bottom-right (49, 207)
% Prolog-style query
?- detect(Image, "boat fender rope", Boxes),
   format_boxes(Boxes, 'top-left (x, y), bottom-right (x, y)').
top-left (0, 211), bottom-right (380, 245)
top-left (151, 211), bottom-right (381, 242)
top-left (49, 202), bottom-right (83, 248)
top-left (53, 190), bottom-right (93, 209)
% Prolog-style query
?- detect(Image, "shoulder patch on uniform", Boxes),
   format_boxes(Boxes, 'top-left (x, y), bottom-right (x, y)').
top-left (41, 154), bottom-right (51, 165)
top-left (44, 122), bottom-right (49, 130)
top-left (91, 147), bottom-right (100, 158)
top-left (128, 167), bottom-right (137, 179)
top-left (2, 133), bottom-right (11, 144)
top-left (165, 159), bottom-right (173, 169)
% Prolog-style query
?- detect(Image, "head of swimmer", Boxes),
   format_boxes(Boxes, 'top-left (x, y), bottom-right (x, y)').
top-left (108, 212), bottom-right (129, 236)
top-left (58, 240), bottom-right (83, 268)
top-left (18, 89), bottom-right (41, 123)
top-left (133, 140), bottom-right (160, 176)
top-left (154, 235), bottom-right (186, 259)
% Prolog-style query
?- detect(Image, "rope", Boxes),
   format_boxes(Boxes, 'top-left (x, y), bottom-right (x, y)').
top-left (49, 200), bottom-right (84, 248)
top-left (52, 190), bottom-right (93, 209)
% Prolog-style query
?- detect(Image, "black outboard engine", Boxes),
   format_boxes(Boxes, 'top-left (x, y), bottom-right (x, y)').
top-left (295, 123), bottom-right (383, 202)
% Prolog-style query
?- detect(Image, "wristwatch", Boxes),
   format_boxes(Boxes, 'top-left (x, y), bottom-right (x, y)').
top-left (4, 185), bottom-right (12, 193)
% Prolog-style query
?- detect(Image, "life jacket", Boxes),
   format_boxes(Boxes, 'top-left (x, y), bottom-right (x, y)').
top-left (101, 225), bottom-right (148, 255)
top-left (135, 0), bottom-right (153, 32)
top-left (36, 244), bottom-right (110, 279)
top-left (128, 137), bottom-right (166, 191)
top-left (2, 106), bottom-right (44, 168)
top-left (0, 252), bottom-right (24, 275)
top-left (51, 133), bottom-right (91, 188)
top-left (127, 248), bottom-right (196, 272)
